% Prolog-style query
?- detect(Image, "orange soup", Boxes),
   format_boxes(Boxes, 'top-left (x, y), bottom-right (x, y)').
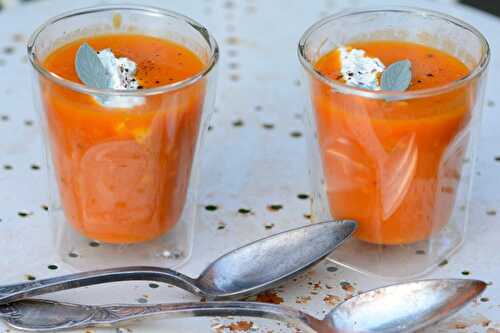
top-left (42, 34), bottom-right (206, 244)
top-left (313, 41), bottom-right (474, 245)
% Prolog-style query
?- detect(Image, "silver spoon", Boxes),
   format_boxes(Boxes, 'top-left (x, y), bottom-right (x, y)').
top-left (0, 279), bottom-right (485, 332)
top-left (0, 220), bottom-right (356, 304)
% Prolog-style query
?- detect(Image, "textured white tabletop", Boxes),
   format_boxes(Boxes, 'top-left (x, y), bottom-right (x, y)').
top-left (0, 0), bottom-right (498, 332)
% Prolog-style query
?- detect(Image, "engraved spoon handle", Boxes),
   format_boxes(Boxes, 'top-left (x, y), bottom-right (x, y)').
top-left (0, 300), bottom-right (327, 332)
top-left (0, 266), bottom-right (201, 305)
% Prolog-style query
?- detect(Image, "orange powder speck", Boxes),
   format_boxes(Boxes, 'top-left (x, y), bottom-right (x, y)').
top-left (256, 291), bottom-right (284, 304)
top-left (225, 321), bottom-right (254, 332)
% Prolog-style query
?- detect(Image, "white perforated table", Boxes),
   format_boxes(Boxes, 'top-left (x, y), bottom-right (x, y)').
top-left (0, 0), bottom-right (499, 332)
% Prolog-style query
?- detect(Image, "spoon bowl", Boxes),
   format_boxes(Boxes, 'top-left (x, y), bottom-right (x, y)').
top-left (0, 220), bottom-right (356, 304)
top-left (196, 219), bottom-right (357, 298)
top-left (325, 279), bottom-right (487, 332)
top-left (0, 279), bottom-right (486, 332)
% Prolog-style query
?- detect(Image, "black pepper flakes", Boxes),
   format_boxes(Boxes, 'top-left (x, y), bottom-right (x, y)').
top-left (268, 204), bottom-right (283, 211)
top-left (438, 259), bottom-right (448, 267)
top-left (18, 211), bottom-right (31, 218)
top-left (232, 119), bottom-right (244, 127)
top-left (3, 46), bottom-right (14, 54)
top-left (205, 205), bottom-right (218, 211)
top-left (486, 210), bottom-right (497, 216)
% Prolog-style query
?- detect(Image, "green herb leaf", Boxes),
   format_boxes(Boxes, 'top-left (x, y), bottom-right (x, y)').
top-left (381, 60), bottom-right (412, 92)
top-left (75, 43), bottom-right (111, 89)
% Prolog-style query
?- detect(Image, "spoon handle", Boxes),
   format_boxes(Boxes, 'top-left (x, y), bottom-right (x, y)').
top-left (0, 266), bottom-right (201, 304)
top-left (1, 300), bottom-right (325, 332)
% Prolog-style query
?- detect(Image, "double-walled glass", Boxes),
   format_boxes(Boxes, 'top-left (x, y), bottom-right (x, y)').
top-left (299, 8), bottom-right (489, 278)
top-left (28, 6), bottom-right (218, 270)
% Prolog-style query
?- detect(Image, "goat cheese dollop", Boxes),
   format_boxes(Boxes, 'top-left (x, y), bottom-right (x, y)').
top-left (96, 49), bottom-right (144, 108)
top-left (338, 47), bottom-right (385, 90)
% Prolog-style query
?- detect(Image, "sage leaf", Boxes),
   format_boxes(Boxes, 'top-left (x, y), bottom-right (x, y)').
top-left (75, 43), bottom-right (111, 89)
top-left (380, 60), bottom-right (412, 92)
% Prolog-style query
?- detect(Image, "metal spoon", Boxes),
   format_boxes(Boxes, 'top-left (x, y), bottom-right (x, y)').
top-left (0, 279), bottom-right (485, 332)
top-left (0, 220), bottom-right (356, 304)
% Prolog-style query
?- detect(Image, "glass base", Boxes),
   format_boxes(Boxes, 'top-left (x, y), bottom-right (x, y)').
top-left (328, 222), bottom-right (464, 279)
top-left (53, 210), bottom-right (193, 271)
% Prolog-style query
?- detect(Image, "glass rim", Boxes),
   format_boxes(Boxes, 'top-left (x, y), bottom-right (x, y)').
top-left (297, 6), bottom-right (490, 100)
top-left (27, 4), bottom-right (219, 96)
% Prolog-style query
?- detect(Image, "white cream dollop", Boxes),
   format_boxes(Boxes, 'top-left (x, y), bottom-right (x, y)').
top-left (339, 47), bottom-right (385, 90)
top-left (95, 49), bottom-right (144, 108)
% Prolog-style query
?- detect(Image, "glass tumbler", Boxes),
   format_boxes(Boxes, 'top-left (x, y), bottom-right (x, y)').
top-left (27, 5), bottom-right (218, 270)
top-left (298, 7), bottom-right (489, 278)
